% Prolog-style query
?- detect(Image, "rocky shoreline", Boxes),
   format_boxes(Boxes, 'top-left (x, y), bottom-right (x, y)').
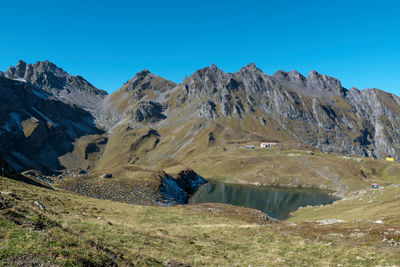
top-left (57, 169), bottom-right (207, 206)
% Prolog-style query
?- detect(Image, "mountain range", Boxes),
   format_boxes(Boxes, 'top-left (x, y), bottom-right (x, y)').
top-left (1, 60), bottom-right (399, 175)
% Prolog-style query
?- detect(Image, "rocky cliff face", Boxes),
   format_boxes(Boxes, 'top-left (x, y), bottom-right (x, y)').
top-left (165, 63), bottom-right (399, 158)
top-left (0, 73), bottom-right (103, 173)
top-left (4, 60), bottom-right (109, 127)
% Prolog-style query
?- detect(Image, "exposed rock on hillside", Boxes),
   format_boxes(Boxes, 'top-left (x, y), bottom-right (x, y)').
top-left (126, 101), bottom-right (166, 123)
top-left (0, 74), bottom-right (104, 173)
top-left (5, 60), bottom-right (107, 111)
top-left (160, 170), bottom-right (207, 205)
top-left (5, 60), bottom-right (110, 128)
top-left (103, 69), bottom-right (176, 123)
top-left (174, 169), bottom-right (207, 195)
top-left (5, 60), bottom-right (107, 109)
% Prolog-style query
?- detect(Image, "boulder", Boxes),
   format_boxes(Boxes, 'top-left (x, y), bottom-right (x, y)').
top-left (33, 200), bottom-right (45, 211)
top-left (100, 173), bottom-right (112, 179)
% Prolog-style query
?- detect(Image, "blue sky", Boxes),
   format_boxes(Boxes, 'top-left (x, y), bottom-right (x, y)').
top-left (1, 0), bottom-right (399, 95)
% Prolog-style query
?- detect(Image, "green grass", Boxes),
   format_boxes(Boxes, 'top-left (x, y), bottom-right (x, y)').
top-left (0, 207), bottom-right (113, 266)
top-left (1, 176), bottom-right (400, 266)
top-left (289, 184), bottom-right (400, 223)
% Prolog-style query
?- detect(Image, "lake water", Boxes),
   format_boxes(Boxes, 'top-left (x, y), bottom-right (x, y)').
top-left (189, 183), bottom-right (337, 220)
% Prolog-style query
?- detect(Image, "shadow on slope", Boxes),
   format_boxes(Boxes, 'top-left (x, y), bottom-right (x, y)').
top-left (0, 76), bottom-right (104, 174)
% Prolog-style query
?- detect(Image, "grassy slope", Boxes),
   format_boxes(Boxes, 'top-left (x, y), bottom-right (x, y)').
top-left (290, 184), bottom-right (400, 223)
top-left (180, 145), bottom-right (400, 196)
top-left (1, 177), bottom-right (399, 266)
top-left (59, 134), bottom-right (108, 171)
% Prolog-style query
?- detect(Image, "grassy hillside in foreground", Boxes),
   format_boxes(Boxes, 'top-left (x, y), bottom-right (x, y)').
top-left (1, 177), bottom-right (399, 266)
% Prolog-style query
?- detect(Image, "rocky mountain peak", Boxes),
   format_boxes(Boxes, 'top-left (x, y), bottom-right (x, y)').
top-left (182, 64), bottom-right (228, 97)
top-left (6, 60), bottom-right (27, 78)
top-left (349, 87), bottom-right (360, 94)
top-left (16, 59), bottom-right (27, 68)
top-left (238, 63), bottom-right (262, 74)
top-left (35, 59), bottom-right (58, 69)
top-left (306, 70), bottom-right (346, 96)
top-left (134, 69), bottom-right (151, 78)
top-left (122, 69), bottom-right (152, 90)
top-left (6, 60), bottom-right (66, 80)
top-left (307, 70), bottom-right (326, 82)
top-left (34, 60), bottom-right (65, 77)
top-left (202, 64), bottom-right (225, 79)
top-left (246, 62), bottom-right (257, 69)
top-left (195, 64), bottom-right (225, 78)
top-left (209, 63), bottom-right (219, 72)
top-left (4, 60), bottom-right (108, 126)
top-left (273, 70), bottom-right (304, 81)
top-left (122, 69), bottom-right (176, 94)
top-left (287, 70), bottom-right (305, 81)
top-left (5, 60), bottom-right (106, 94)
top-left (103, 69), bottom-right (176, 125)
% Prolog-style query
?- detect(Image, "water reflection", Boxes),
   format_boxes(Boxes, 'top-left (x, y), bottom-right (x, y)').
top-left (189, 183), bottom-right (337, 219)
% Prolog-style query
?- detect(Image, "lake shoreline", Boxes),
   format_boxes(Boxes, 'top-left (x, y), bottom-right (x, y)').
top-left (189, 182), bottom-right (338, 220)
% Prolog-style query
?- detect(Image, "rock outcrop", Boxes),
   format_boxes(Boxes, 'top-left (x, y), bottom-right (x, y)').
top-left (103, 69), bottom-right (176, 123)
top-left (5, 60), bottom-right (107, 110)
top-left (174, 169), bottom-right (207, 195)
top-left (0, 73), bottom-right (103, 173)
top-left (126, 101), bottom-right (166, 123)
top-left (159, 170), bottom-right (207, 205)
top-left (4, 60), bottom-right (109, 127)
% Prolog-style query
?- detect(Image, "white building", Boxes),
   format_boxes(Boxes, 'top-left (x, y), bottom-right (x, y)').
top-left (260, 142), bottom-right (278, 148)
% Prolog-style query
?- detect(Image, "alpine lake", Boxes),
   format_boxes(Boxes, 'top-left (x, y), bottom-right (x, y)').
top-left (189, 182), bottom-right (338, 220)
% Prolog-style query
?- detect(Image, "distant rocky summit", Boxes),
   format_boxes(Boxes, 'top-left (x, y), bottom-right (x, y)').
top-left (1, 60), bottom-right (399, 174)
top-left (5, 60), bottom-right (107, 111)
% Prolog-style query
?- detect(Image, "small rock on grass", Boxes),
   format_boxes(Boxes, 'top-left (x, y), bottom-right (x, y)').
top-left (33, 200), bottom-right (46, 211)
top-left (0, 191), bottom-right (17, 197)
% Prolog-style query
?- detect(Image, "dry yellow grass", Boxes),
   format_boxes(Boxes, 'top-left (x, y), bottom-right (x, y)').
top-left (1, 176), bottom-right (400, 266)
